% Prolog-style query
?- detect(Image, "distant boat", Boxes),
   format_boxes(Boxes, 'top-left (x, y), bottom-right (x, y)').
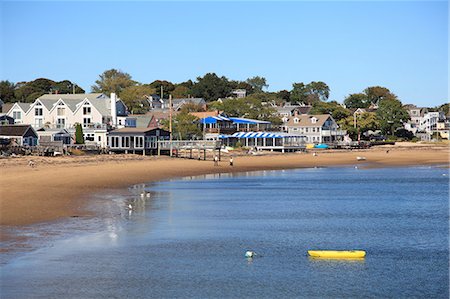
top-left (356, 156), bottom-right (366, 161)
top-left (308, 250), bottom-right (366, 259)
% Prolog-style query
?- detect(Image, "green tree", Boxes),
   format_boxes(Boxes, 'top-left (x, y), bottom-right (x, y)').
top-left (75, 123), bottom-right (84, 144)
top-left (364, 86), bottom-right (397, 105)
top-left (52, 80), bottom-right (85, 94)
top-left (161, 111), bottom-right (201, 140)
top-left (149, 80), bottom-right (175, 98)
top-left (290, 82), bottom-right (307, 104)
top-left (218, 95), bottom-right (281, 124)
top-left (290, 81), bottom-right (330, 104)
top-left (120, 85), bottom-right (156, 114)
top-left (376, 99), bottom-right (410, 135)
top-left (344, 93), bottom-right (370, 109)
top-left (245, 76), bottom-right (268, 93)
top-left (306, 81), bottom-right (330, 102)
top-left (91, 69), bottom-right (136, 95)
top-left (310, 101), bottom-right (351, 121)
top-left (191, 73), bottom-right (232, 101)
top-left (277, 90), bottom-right (291, 102)
top-left (171, 85), bottom-right (191, 98)
top-left (0, 80), bottom-right (16, 102)
top-left (437, 103), bottom-right (449, 115)
top-left (338, 112), bottom-right (380, 140)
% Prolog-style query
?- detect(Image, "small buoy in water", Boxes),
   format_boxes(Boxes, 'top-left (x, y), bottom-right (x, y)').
top-left (443, 174), bottom-right (447, 176)
top-left (245, 251), bottom-right (255, 258)
top-left (146, 193), bottom-right (151, 197)
top-left (354, 166), bottom-right (358, 169)
top-left (127, 204), bottom-right (133, 210)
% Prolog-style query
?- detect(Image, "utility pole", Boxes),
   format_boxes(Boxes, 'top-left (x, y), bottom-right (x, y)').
top-left (161, 86), bottom-right (163, 101)
top-left (169, 94), bottom-right (173, 157)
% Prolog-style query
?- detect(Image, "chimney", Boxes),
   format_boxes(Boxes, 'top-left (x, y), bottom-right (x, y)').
top-left (111, 93), bottom-right (117, 127)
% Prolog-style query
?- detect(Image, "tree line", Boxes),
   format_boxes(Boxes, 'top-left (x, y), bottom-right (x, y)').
top-left (1, 69), bottom-right (448, 140)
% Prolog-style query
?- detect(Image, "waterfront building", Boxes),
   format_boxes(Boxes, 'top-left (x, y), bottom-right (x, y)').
top-left (285, 114), bottom-right (345, 144)
top-left (5, 93), bottom-right (126, 147)
top-left (0, 124), bottom-right (39, 146)
top-left (108, 127), bottom-right (170, 155)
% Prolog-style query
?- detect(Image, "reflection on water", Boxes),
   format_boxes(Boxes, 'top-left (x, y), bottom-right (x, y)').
top-left (1, 167), bottom-right (448, 298)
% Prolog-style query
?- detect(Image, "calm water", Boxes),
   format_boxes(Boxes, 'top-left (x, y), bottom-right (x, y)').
top-left (1, 167), bottom-right (449, 298)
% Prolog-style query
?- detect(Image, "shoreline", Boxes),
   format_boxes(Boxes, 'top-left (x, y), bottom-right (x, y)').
top-left (0, 144), bottom-right (449, 241)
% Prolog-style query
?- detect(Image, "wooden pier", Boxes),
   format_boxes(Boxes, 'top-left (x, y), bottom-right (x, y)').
top-left (157, 140), bottom-right (223, 160)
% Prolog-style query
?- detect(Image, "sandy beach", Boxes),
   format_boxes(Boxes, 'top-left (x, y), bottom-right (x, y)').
top-left (0, 143), bottom-right (448, 241)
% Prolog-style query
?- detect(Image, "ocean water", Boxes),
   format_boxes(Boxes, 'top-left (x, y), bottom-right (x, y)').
top-left (1, 166), bottom-right (448, 298)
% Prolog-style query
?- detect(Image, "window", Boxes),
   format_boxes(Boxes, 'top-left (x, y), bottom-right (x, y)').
top-left (57, 118), bottom-right (65, 129)
top-left (98, 136), bottom-right (102, 142)
top-left (293, 118), bottom-right (299, 123)
top-left (312, 128), bottom-right (316, 133)
top-left (57, 107), bottom-right (65, 116)
top-left (83, 118), bottom-right (91, 127)
top-left (34, 118), bottom-right (43, 128)
top-left (35, 108), bottom-right (43, 116)
top-left (13, 111), bottom-right (22, 120)
top-left (122, 136), bottom-right (130, 147)
top-left (135, 137), bottom-right (144, 148)
top-left (305, 128), bottom-right (309, 133)
top-left (311, 117), bottom-right (317, 124)
top-left (83, 106), bottom-right (91, 115)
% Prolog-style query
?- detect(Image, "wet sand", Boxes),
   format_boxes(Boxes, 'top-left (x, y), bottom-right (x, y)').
top-left (0, 144), bottom-right (448, 240)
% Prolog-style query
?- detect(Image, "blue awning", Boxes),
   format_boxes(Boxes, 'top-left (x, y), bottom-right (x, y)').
top-left (231, 132), bottom-right (283, 138)
top-left (199, 116), bottom-right (231, 124)
top-left (228, 117), bottom-right (271, 125)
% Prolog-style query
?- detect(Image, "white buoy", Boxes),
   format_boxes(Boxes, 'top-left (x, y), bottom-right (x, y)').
top-left (245, 251), bottom-right (254, 258)
top-left (140, 192), bottom-right (145, 198)
top-left (146, 193), bottom-right (151, 197)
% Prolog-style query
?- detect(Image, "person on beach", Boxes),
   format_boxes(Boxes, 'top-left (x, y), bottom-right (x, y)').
top-left (214, 155), bottom-right (219, 166)
top-left (229, 156), bottom-right (234, 167)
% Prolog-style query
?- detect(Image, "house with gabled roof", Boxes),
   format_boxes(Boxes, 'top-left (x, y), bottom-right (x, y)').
top-left (285, 114), bottom-right (346, 144)
top-left (0, 124), bottom-right (39, 146)
top-left (4, 93), bottom-right (126, 147)
top-left (5, 93), bottom-right (126, 130)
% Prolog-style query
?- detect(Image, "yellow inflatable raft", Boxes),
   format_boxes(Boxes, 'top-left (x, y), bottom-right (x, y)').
top-left (308, 250), bottom-right (366, 259)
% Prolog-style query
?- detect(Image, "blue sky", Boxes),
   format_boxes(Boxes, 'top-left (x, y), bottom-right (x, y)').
top-left (1, 1), bottom-right (447, 107)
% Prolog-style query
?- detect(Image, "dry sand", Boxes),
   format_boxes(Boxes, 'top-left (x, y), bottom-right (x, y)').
top-left (0, 143), bottom-right (448, 241)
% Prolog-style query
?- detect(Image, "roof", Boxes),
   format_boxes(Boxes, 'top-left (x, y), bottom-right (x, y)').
top-left (109, 127), bottom-right (161, 134)
top-left (37, 93), bottom-right (110, 114)
top-left (286, 114), bottom-right (333, 127)
top-left (127, 114), bottom-right (154, 128)
top-left (16, 102), bottom-right (32, 112)
top-left (200, 115), bottom-right (232, 124)
top-left (190, 111), bottom-right (220, 119)
top-left (276, 105), bottom-right (311, 115)
top-left (0, 125), bottom-right (34, 137)
top-left (1, 103), bottom-right (14, 113)
top-left (228, 117), bottom-right (271, 125)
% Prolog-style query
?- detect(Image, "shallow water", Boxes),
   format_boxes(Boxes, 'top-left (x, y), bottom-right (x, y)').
top-left (1, 167), bottom-right (448, 298)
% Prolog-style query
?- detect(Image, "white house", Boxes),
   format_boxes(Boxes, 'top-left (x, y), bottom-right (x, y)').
top-left (6, 93), bottom-right (126, 147)
top-left (420, 111), bottom-right (445, 133)
top-left (285, 114), bottom-right (346, 143)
